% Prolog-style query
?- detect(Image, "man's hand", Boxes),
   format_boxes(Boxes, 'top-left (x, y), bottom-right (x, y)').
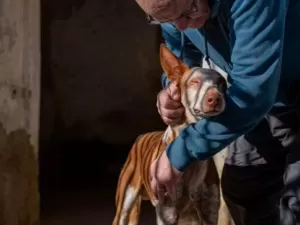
top-left (150, 150), bottom-right (183, 204)
top-left (157, 83), bottom-right (185, 126)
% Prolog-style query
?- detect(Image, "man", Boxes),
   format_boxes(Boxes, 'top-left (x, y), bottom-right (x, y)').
top-left (134, 0), bottom-right (300, 224)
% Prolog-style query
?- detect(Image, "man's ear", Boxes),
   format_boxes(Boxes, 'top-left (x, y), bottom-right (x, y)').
top-left (160, 43), bottom-right (188, 84)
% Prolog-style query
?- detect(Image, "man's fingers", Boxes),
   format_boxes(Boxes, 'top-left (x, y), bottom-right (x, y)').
top-left (165, 182), bottom-right (177, 201)
top-left (159, 91), bottom-right (182, 109)
top-left (156, 100), bottom-right (161, 115)
top-left (164, 99), bottom-right (182, 109)
top-left (162, 116), bottom-right (183, 126)
top-left (150, 160), bottom-right (158, 199)
top-left (160, 107), bottom-right (184, 120)
top-left (150, 178), bottom-right (158, 200)
top-left (157, 185), bottom-right (166, 204)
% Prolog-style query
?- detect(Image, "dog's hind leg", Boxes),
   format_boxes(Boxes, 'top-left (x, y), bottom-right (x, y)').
top-left (127, 195), bottom-right (142, 225)
top-left (111, 146), bottom-right (142, 225)
top-left (116, 185), bottom-right (141, 225)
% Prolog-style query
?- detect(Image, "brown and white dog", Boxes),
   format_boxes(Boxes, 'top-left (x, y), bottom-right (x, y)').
top-left (111, 44), bottom-right (234, 225)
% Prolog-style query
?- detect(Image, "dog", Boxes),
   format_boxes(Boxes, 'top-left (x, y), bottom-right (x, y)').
top-left (111, 43), bottom-right (233, 225)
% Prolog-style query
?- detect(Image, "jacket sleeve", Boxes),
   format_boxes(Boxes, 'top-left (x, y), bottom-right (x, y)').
top-left (167, 0), bottom-right (288, 171)
top-left (161, 23), bottom-right (204, 88)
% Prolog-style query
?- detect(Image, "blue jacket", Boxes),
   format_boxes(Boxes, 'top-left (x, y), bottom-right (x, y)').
top-left (162, 0), bottom-right (300, 171)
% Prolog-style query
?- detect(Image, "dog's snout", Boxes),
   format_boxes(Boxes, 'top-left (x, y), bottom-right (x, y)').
top-left (203, 88), bottom-right (222, 108)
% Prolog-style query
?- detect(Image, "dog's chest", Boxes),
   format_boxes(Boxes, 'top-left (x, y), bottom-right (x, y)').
top-left (158, 161), bottom-right (211, 225)
top-left (177, 161), bottom-right (208, 209)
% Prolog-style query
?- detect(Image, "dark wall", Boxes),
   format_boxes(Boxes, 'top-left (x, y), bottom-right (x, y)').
top-left (40, 0), bottom-right (165, 188)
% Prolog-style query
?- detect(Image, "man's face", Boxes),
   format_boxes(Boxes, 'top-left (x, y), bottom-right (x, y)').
top-left (136, 0), bottom-right (210, 31)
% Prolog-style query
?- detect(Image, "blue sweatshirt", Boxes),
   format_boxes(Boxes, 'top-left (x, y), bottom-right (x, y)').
top-left (162, 0), bottom-right (300, 171)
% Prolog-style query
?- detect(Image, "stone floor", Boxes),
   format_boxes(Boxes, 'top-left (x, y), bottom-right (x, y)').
top-left (41, 179), bottom-right (156, 225)
top-left (40, 140), bottom-right (156, 225)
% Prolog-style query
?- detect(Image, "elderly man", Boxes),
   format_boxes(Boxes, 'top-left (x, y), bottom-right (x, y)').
top-left (134, 0), bottom-right (300, 224)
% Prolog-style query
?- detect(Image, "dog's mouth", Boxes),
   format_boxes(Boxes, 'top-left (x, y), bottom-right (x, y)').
top-left (202, 110), bottom-right (224, 117)
top-left (191, 102), bottom-right (225, 118)
top-left (202, 106), bottom-right (225, 115)
top-left (192, 110), bottom-right (222, 120)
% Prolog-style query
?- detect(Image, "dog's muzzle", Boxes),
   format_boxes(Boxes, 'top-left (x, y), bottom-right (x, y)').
top-left (201, 86), bottom-right (224, 114)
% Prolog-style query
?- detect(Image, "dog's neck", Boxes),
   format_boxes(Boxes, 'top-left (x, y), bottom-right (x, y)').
top-left (162, 102), bottom-right (199, 145)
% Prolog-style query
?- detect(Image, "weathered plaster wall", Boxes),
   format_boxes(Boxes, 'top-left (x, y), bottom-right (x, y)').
top-left (40, 0), bottom-right (164, 147)
top-left (0, 0), bottom-right (40, 224)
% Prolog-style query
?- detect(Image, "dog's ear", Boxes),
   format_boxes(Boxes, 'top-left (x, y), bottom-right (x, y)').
top-left (160, 44), bottom-right (188, 85)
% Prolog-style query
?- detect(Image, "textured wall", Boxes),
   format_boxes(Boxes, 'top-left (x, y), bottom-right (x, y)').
top-left (0, 0), bottom-right (40, 224)
top-left (40, 0), bottom-right (165, 147)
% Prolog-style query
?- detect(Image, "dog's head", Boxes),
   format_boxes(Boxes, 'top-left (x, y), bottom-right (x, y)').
top-left (160, 44), bottom-right (227, 121)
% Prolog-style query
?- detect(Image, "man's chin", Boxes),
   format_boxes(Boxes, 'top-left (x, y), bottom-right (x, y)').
top-left (188, 22), bottom-right (205, 29)
top-left (188, 25), bottom-right (204, 29)
top-left (188, 18), bottom-right (208, 29)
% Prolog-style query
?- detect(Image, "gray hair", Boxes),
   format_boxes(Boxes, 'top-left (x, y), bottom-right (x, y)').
top-left (135, 0), bottom-right (179, 19)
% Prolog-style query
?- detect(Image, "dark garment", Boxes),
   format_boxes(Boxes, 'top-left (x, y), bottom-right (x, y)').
top-left (222, 82), bottom-right (300, 225)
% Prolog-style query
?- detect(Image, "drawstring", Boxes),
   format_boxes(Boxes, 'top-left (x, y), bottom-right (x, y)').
top-left (180, 31), bottom-right (185, 60)
top-left (203, 24), bottom-right (212, 69)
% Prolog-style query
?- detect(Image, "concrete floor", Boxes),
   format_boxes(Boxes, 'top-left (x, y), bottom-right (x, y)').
top-left (41, 185), bottom-right (156, 225)
top-left (40, 140), bottom-right (156, 225)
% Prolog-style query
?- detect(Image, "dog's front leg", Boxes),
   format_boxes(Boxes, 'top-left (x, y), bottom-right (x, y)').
top-left (155, 203), bottom-right (178, 225)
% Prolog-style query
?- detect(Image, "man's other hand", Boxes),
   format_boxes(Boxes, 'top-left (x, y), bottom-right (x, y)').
top-left (150, 151), bottom-right (182, 204)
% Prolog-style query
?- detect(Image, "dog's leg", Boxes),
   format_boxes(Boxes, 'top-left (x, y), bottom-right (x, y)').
top-left (155, 203), bottom-right (179, 225)
top-left (127, 195), bottom-right (142, 225)
top-left (117, 185), bottom-right (141, 225)
top-left (156, 211), bottom-right (166, 225)
top-left (212, 148), bottom-right (235, 225)
top-left (111, 145), bottom-right (142, 225)
top-left (192, 160), bottom-right (220, 225)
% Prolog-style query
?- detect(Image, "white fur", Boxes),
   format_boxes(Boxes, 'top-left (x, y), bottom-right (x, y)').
top-left (188, 79), bottom-right (215, 113)
top-left (119, 186), bottom-right (138, 225)
top-left (162, 126), bottom-right (172, 144)
top-left (156, 213), bottom-right (166, 225)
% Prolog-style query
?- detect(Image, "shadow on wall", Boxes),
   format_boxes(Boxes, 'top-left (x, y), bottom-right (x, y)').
top-left (39, 0), bottom-right (165, 191)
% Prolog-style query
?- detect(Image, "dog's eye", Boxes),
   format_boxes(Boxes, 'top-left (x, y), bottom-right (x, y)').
top-left (190, 79), bottom-right (200, 84)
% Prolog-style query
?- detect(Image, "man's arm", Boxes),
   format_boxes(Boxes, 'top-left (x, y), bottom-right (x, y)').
top-left (167, 0), bottom-right (288, 171)
top-left (161, 23), bottom-right (204, 88)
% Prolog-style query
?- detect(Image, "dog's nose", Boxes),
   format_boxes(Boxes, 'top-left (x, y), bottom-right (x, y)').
top-left (203, 88), bottom-right (222, 108)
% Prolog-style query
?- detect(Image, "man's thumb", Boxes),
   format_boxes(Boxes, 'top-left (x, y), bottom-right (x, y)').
top-left (168, 83), bottom-right (181, 101)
